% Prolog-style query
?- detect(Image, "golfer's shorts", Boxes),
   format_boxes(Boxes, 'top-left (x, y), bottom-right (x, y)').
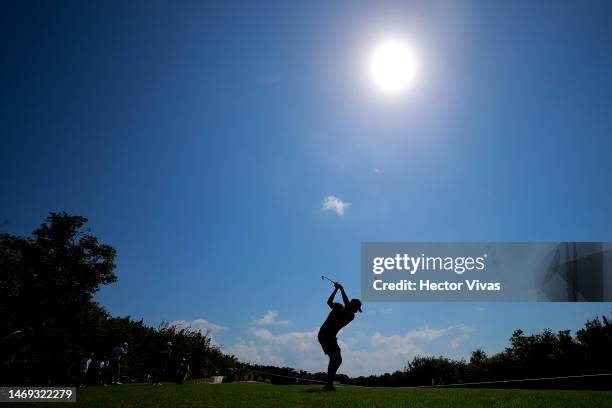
top-left (318, 332), bottom-right (340, 355)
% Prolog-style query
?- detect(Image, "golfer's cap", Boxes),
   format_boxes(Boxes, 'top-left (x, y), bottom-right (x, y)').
top-left (122, 342), bottom-right (128, 347)
top-left (351, 298), bottom-right (363, 313)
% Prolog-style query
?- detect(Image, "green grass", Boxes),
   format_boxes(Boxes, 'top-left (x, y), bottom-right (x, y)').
top-left (31, 382), bottom-right (612, 407)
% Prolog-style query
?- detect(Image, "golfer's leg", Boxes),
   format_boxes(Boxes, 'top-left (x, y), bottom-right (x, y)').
top-left (326, 354), bottom-right (334, 383)
top-left (333, 350), bottom-right (342, 375)
top-left (327, 350), bottom-right (342, 383)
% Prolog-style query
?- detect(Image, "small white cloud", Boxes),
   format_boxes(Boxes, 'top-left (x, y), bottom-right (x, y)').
top-left (250, 327), bottom-right (318, 353)
top-left (225, 340), bottom-right (262, 363)
top-left (169, 319), bottom-right (228, 336)
top-left (322, 195), bottom-right (351, 216)
top-left (450, 325), bottom-right (474, 349)
top-left (374, 168), bottom-right (380, 173)
top-left (251, 328), bottom-right (276, 342)
top-left (253, 310), bottom-right (293, 326)
top-left (371, 328), bottom-right (446, 350)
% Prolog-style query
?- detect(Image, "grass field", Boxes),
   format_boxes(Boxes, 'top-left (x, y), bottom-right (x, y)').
top-left (33, 382), bottom-right (612, 407)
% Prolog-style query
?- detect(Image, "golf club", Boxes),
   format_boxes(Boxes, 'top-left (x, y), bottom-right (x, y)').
top-left (321, 275), bottom-right (338, 285)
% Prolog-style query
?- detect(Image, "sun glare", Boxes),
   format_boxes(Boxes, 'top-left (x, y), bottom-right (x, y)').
top-left (369, 39), bottom-right (418, 95)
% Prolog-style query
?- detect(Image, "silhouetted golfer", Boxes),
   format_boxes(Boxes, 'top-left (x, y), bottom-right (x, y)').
top-left (318, 282), bottom-right (362, 391)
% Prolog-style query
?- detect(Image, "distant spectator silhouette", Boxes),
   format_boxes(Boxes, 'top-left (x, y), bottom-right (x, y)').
top-left (152, 341), bottom-right (173, 385)
top-left (95, 356), bottom-right (108, 385)
top-left (79, 352), bottom-right (94, 386)
top-left (175, 357), bottom-right (190, 385)
top-left (107, 342), bottom-right (127, 385)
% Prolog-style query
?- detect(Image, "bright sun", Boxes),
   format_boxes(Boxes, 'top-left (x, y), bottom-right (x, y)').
top-left (369, 39), bottom-right (418, 95)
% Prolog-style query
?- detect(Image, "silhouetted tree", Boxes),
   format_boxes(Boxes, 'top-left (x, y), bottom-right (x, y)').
top-left (576, 314), bottom-right (612, 372)
top-left (1, 212), bottom-right (116, 384)
top-left (0, 212), bottom-right (234, 385)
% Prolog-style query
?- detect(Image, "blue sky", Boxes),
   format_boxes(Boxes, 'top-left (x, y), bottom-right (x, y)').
top-left (2, 1), bottom-right (612, 375)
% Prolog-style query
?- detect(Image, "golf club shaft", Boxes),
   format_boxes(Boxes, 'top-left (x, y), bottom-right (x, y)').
top-left (321, 275), bottom-right (337, 285)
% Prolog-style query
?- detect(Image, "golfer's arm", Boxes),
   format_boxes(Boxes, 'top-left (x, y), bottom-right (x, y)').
top-left (327, 288), bottom-right (338, 307)
top-left (340, 287), bottom-right (350, 306)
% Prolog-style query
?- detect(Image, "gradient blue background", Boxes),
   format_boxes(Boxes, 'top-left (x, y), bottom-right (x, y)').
top-left (2, 1), bottom-right (611, 374)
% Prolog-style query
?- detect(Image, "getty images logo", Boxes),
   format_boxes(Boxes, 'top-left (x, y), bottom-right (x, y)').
top-left (372, 253), bottom-right (488, 275)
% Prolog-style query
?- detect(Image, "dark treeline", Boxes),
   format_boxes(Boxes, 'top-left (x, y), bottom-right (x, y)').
top-left (349, 314), bottom-right (612, 389)
top-left (0, 213), bottom-right (234, 385)
top-left (1, 212), bottom-right (611, 389)
top-left (228, 315), bottom-right (612, 390)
